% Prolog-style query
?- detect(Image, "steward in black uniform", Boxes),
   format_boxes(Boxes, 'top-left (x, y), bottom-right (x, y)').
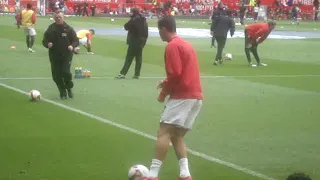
top-left (116, 8), bottom-right (148, 79)
top-left (42, 12), bottom-right (79, 100)
top-left (211, 10), bottom-right (235, 65)
top-left (239, 4), bottom-right (246, 25)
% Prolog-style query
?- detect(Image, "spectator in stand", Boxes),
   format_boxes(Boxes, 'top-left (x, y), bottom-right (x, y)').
top-left (290, 4), bottom-right (300, 25)
top-left (314, 0), bottom-right (319, 21)
top-left (76, 4), bottom-right (81, 16)
top-left (253, 5), bottom-right (259, 22)
top-left (239, 4), bottom-right (246, 25)
top-left (90, 3), bottom-right (96, 16)
top-left (82, 1), bottom-right (89, 16)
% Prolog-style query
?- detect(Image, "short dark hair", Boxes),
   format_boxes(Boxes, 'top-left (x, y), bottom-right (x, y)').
top-left (26, 3), bottom-right (32, 9)
top-left (131, 7), bottom-right (140, 15)
top-left (89, 29), bottom-right (95, 35)
top-left (157, 15), bottom-right (176, 33)
top-left (287, 173), bottom-right (312, 180)
top-left (268, 20), bottom-right (276, 27)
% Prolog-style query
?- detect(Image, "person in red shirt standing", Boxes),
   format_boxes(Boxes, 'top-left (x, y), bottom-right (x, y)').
top-left (144, 15), bottom-right (203, 180)
top-left (15, 10), bottom-right (21, 29)
top-left (244, 21), bottom-right (276, 67)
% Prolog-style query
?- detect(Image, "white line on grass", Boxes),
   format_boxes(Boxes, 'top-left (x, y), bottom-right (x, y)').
top-left (0, 82), bottom-right (277, 180)
top-left (0, 74), bottom-right (320, 80)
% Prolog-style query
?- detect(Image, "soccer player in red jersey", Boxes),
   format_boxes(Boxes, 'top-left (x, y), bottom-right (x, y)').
top-left (244, 21), bottom-right (276, 67)
top-left (144, 15), bottom-right (203, 180)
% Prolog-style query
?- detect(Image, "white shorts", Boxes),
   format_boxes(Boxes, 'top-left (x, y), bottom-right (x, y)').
top-left (79, 37), bottom-right (88, 46)
top-left (160, 99), bottom-right (202, 130)
top-left (24, 27), bottom-right (36, 36)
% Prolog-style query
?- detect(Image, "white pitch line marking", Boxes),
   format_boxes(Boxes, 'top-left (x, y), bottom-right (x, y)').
top-left (0, 82), bottom-right (277, 180)
top-left (0, 74), bottom-right (320, 80)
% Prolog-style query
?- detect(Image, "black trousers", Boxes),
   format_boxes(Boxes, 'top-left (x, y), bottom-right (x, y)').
top-left (244, 30), bottom-right (260, 63)
top-left (211, 35), bottom-right (216, 47)
top-left (82, 8), bottom-right (89, 16)
top-left (214, 36), bottom-right (227, 61)
top-left (240, 14), bottom-right (245, 25)
top-left (91, 9), bottom-right (96, 16)
top-left (254, 12), bottom-right (258, 21)
top-left (120, 43), bottom-right (144, 77)
top-left (76, 9), bottom-right (81, 16)
top-left (50, 53), bottom-right (74, 93)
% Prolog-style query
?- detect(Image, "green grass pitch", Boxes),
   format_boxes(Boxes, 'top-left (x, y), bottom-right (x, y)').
top-left (0, 15), bottom-right (319, 180)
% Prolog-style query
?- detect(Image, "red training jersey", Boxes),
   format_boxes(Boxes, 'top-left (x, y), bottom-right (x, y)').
top-left (15, 14), bottom-right (21, 25)
top-left (86, 33), bottom-right (92, 40)
top-left (160, 36), bottom-right (203, 100)
top-left (245, 23), bottom-right (271, 43)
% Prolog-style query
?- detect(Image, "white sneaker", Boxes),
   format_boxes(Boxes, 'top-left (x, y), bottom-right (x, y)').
top-left (258, 63), bottom-right (267, 67)
top-left (28, 48), bottom-right (35, 53)
top-left (249, 63), bottom-right (257, 67)
top-left (115, 74), bottom-right (125, 79)
top-left (87, 52), bottom-right (94, 55)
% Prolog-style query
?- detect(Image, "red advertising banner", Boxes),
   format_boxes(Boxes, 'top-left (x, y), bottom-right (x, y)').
top-left (1, 0), bottom-right (314, 14)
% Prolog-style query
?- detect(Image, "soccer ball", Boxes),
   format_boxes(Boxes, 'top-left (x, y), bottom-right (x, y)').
top-left (29, 90), bottom-right (41, 101)
top-left (225, 53), bottom-right (232, 60)
top-left (128, 164), bottom-right (149, 180)
top-left (74, 47), bottom-right (80, 54)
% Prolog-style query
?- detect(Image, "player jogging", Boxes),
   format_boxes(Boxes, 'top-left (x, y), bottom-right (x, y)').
top-left (144, 15), bottom-right (203, 180)
top-left (20, 3), bottom-right (36, 53)
top-left (244, 21), bottom-right (276, 67)
top-left (75, 29), bottom-right (95, 54)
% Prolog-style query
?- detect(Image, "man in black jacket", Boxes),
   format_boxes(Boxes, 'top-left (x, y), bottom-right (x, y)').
top-left (210, 2), bottom-right (227, 48)
top-left (116, 8), bottom-right (148, 79)
top-left (211, 10), bottom-right (235, 65)
top-left (42, 11), bottom-right (79, 100)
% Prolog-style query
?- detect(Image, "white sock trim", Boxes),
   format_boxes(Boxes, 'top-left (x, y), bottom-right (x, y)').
top-left (148, 159), bottom-right (163, 178)
top-left (179, 158), bottom-right (191, 178)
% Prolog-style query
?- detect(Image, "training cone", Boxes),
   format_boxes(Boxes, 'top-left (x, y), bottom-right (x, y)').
top-left (10, 46), bottom-right (16, 49)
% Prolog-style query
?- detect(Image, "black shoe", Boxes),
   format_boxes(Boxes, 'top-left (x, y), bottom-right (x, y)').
top-left (67, 89), bottom-right (73, 98)
top-left (60, 90), bottom-right (67, 100)
top-left (132, 75), bottom-right (139, 79)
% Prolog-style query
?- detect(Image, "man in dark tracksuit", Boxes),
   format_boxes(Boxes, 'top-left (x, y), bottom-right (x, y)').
top-left (211, 10), bottom-right (235, 65)
top-left (116, 8), bottom-right (148, 79)
top-left (210, 2), bottom-right (226, 48)
top-left (210, 6), bottom-right (219, 48)
top-left (42, 12), bottom-right (79, 99)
